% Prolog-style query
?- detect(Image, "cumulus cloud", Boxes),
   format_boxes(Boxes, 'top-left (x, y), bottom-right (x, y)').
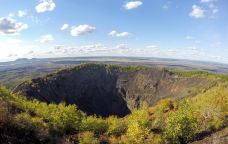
top-left (189, 5), bottom-right (205, 18)
top-left (201, 0), bottom-right (219, 17)
top-left (35, 0), bottom-right (56, 13)
top-left (124, 1), bottom-right (143, 10)
top-left (108, 30), bottom-right (130, 37)
top-left (60, 24), bottom-right (69, 30)
top-left (0, 17), bottom-right (28, 35)
top-left (71, 24), bottom-right (96, 36)
top-left (18, 10), bottom-right (27, 17)
top-left (37, 34), bottom-right (54, 43)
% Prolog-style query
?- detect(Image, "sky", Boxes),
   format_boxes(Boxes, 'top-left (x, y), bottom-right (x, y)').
top-left (0, 0), bottom-right (228, 64)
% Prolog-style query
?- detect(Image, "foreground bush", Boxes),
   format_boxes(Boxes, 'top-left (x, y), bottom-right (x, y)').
top-left (106, 116), bottom-right (127, 136)
top-left (191, 86), bottom-right (228, 132)
top-left (78, 131), bottom-right (99, 144)
top-left (164, 101), bottom-right (198, 144)
top-left (80, 116), bottom-right (109, 135)
top-left (122, 104), bottom-right (150, 144)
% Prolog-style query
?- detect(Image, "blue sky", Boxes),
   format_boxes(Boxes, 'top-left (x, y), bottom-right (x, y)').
top-left (0, 0), bottom-right (228, 63)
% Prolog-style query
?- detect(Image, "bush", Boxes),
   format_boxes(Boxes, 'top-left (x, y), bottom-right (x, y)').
top-left (123, 122), bottom-right (150, 144)
top-left (80, 116), bottom-right (109, 135)
top-left (78, 131), bottom-right (99, 144)
top-left (108, 136), bottom-right (121, 144)
top-left (191, 86), bottom-right (227, 132)
top-left (149, 99), bottom-right (174, 129)
top-left (106, 116), bottom-right (127, 136)
top-left (123, 104), bottom-right (150, 144)
top-left (145, 133), bottom-right (163, 144)
top-left (164, 101), bottom-right (198, 144)
top-left (14, 112), bottom-right (49, 140)
top-left (0, 102), bottom-right (11, 124)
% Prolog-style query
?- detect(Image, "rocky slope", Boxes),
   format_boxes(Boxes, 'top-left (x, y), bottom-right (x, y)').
top-left (13, 64), bottom-right (216, 117)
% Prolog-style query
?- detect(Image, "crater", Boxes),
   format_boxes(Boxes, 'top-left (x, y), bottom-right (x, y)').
top-left (13, 64), bottom-right (214, 117)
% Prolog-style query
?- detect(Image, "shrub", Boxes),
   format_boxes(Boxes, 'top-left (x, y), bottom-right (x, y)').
top-left (80, 116), bottom-right (109, 135)
top-left (108, 136), bottom-right (121, 144)
top-left (0, 102), bottom-right (11, 124)
top-left (164, 101), bottom-right (198, 144)
top-left (106, 116), bottom-right (127, 136)
top-left (145, 133), bottom-right (163, 144)
top-left (191, 86), bottom-right (228, 132)
top-left (78, 131), bottom-right (99, 144)
top-left (149, 99), bottom-right (174, 129)
top-left (14, 112), bottom-right (49, 139)
top-left (124, 122), bottom-right (150, 144)
top-left (123, 104), bottom-right (150, 144)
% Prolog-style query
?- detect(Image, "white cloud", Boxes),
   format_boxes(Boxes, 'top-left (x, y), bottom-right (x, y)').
top-left (37, 34), bottom-right (54, 43)
top-left (8, 13), bottom-right (15, 17)
top-left (201, 0), bottom-right (219, 17)
top-left (29, 16), bottom-right (41, 24)
top-left (54, 45), bottom-right (65, 50)
top-left (108, 30), bottom-right (130, 37)
top-left (162, 1), bottom-right (171, 10)
top-left (115, 44), bottom-right (128, 49)
top-left (71, 24), bottom-right (96, 36)
top-left (124, 1), bottom-right (143, 10)
top-left (212, 8), bottom-right (218, 14)
top-left (162, 5), bottom-right (169, 10)
top-left (6, 38), bottom-right (23, 44)
top-left (201, 0), bottom-right (215, 3)
top-left (60, 24), bottom-right (69, 30)
top-left (8, 53), bottom-right (18, 57)
top-left (109, 30), bottom-right (117, 36)
top-left (27, 51), bottom-right (34, 54)
top-left (189, 5), bottom-right (205, 18)
top-left (0, 39), bottom-right (34, 61)
top-left (208, 3), bottom-right (215, 8)
top-left (116, 32), bottom-right (129, 37)
top-left (147, 45), bottom-right (159, 49)
top-left (35, 0), bottom-right (56, 13)
top-left (0, 17), bottom-right (28, 35)
top-left (188, 46), bottom-right (198, 50)
top-left (185, 36), bottom-right (194, 40)
top-left (18, 10), bottom-right (27, 17)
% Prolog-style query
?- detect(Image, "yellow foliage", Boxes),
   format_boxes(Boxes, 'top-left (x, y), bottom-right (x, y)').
top-left (78, 131), bottom-right (99, 144)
